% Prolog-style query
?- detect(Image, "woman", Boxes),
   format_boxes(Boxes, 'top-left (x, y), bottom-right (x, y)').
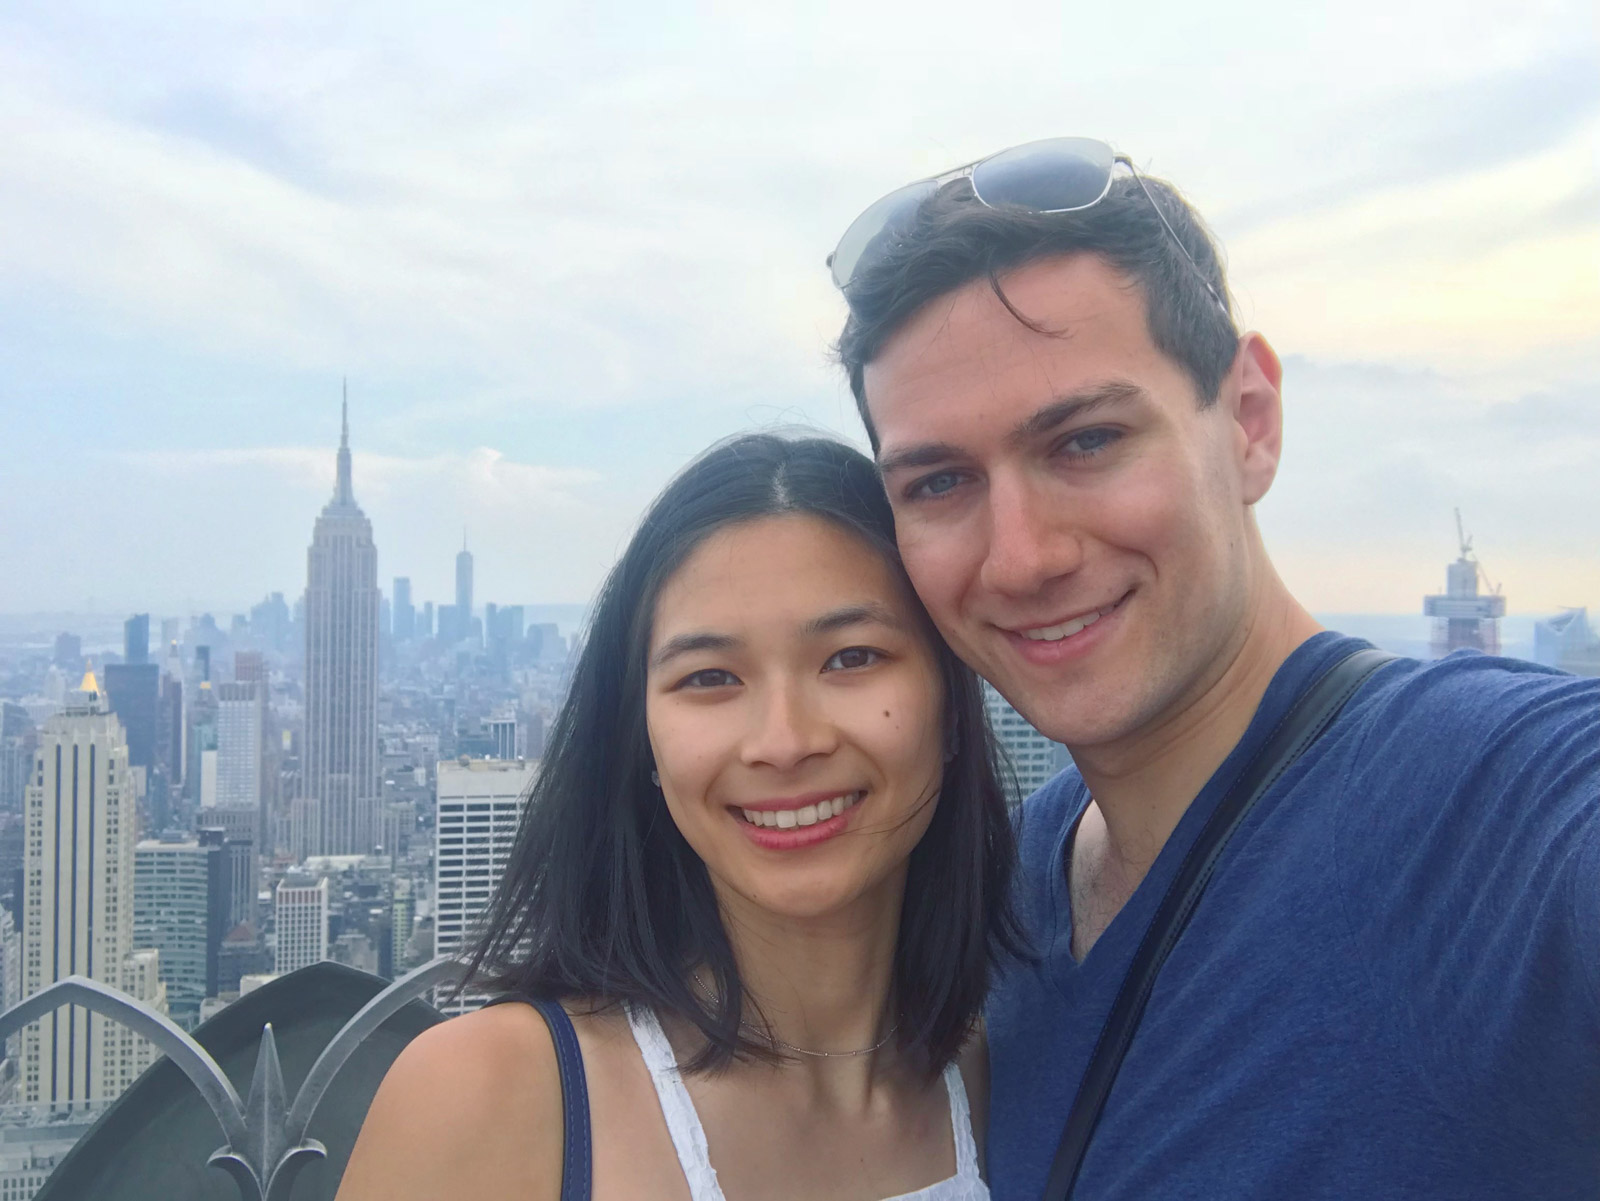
top-left (338, 434), bottom-right (1020, 1200)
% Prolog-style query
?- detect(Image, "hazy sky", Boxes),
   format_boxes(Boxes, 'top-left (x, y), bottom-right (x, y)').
top-left (2, 0), bottom-right (1596, 617)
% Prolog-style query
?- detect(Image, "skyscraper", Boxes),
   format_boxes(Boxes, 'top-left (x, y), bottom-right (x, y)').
top-left (133, 831), bottom-right (228, 1029)
top-left (1, 702), bottom-right (37, 815)
top-left (434, 758), bottom-right (537, 1015)
top-left (123, 614), bottom-right (150, 666)
top-left (392, 577), bottom-right (414, 643)
top-left (298, 395), bottom-right (381, 857)
top-left (214, 681), bottom-right (263, 812)
top-left (23, 670), bottom-right (166, 1105)
top-left (274, 875), bottom-right (330, 974)
top-left (103, 662), bottom-right (159, 776)
top-left (455, 537), bottom-right (474, 647)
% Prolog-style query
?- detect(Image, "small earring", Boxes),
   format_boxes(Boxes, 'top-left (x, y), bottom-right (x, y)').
top-left (650, 770), bottom-right (661, 787)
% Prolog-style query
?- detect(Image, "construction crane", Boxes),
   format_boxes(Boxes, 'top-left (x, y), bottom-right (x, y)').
top-left (1455, 507), bottom-right (1502, 598)
top-left (1425, 509), bottom-right (1506, 656)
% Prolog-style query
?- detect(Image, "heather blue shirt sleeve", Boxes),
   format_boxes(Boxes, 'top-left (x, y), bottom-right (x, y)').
top-left (1332, 659), bottom-right (1600, 1152)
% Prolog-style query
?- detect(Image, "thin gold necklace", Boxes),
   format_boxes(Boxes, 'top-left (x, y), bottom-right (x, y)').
top-left (690, 972), bottom-right (898, 1058)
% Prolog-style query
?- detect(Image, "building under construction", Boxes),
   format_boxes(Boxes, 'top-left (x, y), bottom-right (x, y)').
top-left (1423, 510), bottom-right (1506, 658)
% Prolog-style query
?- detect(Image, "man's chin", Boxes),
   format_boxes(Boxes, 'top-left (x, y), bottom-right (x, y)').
top-left (989, 679), bottom-right (1132, 750)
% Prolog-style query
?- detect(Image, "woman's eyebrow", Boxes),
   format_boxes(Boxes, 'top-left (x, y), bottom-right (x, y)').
top-left (805, 602), bottom-right (904, 636)
top-left (649, 631), bottom-right (739, 670)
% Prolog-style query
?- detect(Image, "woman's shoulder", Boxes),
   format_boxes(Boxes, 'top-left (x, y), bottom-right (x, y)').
top-left (336, 1000), bottom-right (567, 1200)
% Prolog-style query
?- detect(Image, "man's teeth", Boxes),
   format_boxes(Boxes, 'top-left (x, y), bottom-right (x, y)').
top-left (741, 792), bottom-right (862, 829)
top-left (1021, 608), bottom-right (1107, 642)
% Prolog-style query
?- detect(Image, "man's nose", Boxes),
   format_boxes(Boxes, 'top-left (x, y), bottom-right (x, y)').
top-left (978, 473), bottom-right (1084, 598)
top-left (740, 679), bottom-right (838, 771)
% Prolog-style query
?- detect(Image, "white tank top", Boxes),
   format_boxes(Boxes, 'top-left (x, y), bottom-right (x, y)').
top-left (626, 1003), bottom-right (988, 1201)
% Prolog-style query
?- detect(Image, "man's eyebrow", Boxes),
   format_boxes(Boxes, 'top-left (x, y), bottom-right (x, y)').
top-left (876, 380), bottom-right (1147, 475)
top-left (804, 602), bottom-right (905, 636)
top-left (649, 631), bottom-right (739, 670)
top-left (1006, 380), bottom-right (1147, 447)
top-left (876, 441), bottom-right (966, 476)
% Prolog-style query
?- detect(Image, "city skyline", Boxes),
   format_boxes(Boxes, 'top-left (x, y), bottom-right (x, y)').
top-left (0, 2), bottom-right (1595, 618)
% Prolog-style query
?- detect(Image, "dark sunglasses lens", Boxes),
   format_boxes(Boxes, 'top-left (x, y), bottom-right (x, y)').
top-left (830, 179), bottom-right (939, 290)
top-left (971, 137), bottom-right (1115, 212)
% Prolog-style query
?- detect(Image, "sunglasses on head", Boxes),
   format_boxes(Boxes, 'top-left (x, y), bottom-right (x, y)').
top-left (827, 136), bottom-right (1226, 314)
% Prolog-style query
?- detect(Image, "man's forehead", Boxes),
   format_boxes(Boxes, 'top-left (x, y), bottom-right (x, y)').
top-left (863, 255), bottom-right (1158, 449)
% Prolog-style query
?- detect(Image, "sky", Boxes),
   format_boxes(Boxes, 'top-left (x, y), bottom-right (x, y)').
top-left (1, 0), bottom-right (1596, 619)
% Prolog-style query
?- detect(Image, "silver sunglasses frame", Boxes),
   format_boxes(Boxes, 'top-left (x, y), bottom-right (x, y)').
top-left (829, 137), bottom-right (1229, 317)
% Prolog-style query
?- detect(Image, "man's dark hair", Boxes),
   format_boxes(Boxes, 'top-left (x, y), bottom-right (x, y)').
top-left (836, 175), bottom-right (1240, 449)
top-left (463, 433), bottom-right (1022, 1075)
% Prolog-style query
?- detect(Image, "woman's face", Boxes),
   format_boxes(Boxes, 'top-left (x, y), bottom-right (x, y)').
top-left (645, 513), bottom-right (946, 923)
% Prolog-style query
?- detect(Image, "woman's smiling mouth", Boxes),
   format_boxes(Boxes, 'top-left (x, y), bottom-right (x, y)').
top-left (737, 790), bottom-right (865, 828)
top-left (729, 790), bottom-right (867, 849)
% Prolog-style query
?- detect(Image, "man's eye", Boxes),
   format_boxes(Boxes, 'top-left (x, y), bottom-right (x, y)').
top-left (908, 471), bottom-right (962, 500)
top-left (824, 647), bottom-right (882, 671)
top-left (1060, 428), bottom-right (1121, 458)
top-left (679, 669), bottom-right (739, 689)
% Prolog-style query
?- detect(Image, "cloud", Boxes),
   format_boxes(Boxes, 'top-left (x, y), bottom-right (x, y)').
top-left (1261, 354), bottom-right (1600, 611)
top-left (0, 0), bottom-right (1595, 617)
top-left (0, 445), bottom-right (611, 613)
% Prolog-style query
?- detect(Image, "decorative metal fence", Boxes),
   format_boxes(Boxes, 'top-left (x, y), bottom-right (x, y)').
top-left (0, 957), bottom-right (466, 1201)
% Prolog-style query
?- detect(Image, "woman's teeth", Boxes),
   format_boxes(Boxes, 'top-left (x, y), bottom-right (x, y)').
top-left (741, 792), bottom-right (862, 829)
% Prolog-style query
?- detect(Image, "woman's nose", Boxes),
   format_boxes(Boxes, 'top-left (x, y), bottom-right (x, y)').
top-left (740, 680), bottom-right (838, 771)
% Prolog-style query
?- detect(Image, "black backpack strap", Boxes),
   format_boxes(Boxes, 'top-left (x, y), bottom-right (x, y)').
top-left (483, 994), bottom-right (593, 1201)
top-left (1041, 646), bottom-right (1396, 1200)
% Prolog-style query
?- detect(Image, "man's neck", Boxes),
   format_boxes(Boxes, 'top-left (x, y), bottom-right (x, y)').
top-left (1070, 581), bottom-right (1322, 892)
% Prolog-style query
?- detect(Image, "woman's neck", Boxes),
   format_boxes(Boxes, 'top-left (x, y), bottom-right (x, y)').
top-left (705, 867), bottom-right (908, 1089)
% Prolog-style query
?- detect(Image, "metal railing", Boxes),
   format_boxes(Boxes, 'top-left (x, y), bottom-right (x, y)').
top-left (0, 957), bottom-right (466, 1201)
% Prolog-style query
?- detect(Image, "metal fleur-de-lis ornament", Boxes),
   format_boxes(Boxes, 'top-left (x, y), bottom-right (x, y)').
top-left (0, 956), bottom-right (467, 1201)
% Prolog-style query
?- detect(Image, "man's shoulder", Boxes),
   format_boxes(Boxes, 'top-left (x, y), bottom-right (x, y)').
top-left (1346, 645), bottom-right (1600, 764)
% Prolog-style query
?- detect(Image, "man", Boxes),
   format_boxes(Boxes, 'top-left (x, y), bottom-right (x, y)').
top-left (830, 139), bottom-right (1600, 1199)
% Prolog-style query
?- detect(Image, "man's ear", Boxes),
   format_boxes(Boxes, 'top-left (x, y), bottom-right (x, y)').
top-left (1229, 333), bottom-right (1284, 506)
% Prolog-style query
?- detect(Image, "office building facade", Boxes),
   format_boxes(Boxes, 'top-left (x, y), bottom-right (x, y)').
top-left (22, 673), bottom-right (166, 1105)
top-left (274, 876), bottom-right (330, 974)
top-left (434, 759), bottom-right (537, 1015)
top-left (132, 832), bottom-right (228, 1029)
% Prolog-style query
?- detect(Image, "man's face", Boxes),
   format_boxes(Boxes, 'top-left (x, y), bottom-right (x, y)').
top-left (864, 252), bottom-right (1266, 748)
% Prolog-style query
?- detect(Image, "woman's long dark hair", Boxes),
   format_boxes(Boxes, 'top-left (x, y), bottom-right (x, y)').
top-left (464, 433), bottom-right (1021, 1073)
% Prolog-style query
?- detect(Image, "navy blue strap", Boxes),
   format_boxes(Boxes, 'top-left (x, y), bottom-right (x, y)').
top-left (484, 994), bottom-right (593, 1201)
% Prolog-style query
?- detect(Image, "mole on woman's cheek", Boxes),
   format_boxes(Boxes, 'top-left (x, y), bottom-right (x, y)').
top-left (883, 710), bottom-right (891, 718)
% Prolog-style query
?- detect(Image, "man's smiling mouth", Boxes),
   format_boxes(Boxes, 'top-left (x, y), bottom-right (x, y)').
top-left (1008, 593), bottom-right (1130, 643)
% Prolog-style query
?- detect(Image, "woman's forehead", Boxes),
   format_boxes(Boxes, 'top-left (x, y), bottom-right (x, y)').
top-left (651, 514), bottom-right (911, 646)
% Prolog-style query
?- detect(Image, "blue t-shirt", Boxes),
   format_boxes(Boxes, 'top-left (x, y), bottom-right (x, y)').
top-left (987, 632), bottom-right (1600, 1200)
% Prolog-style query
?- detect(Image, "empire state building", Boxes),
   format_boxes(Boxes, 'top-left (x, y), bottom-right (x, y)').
top-left (295, 397), bottom-right (380, 857)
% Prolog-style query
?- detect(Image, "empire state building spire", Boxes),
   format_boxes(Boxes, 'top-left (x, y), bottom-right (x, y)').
top-left (334, 378), bottom-right (354, 506)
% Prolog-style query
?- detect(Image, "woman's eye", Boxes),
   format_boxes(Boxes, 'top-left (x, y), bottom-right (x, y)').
top-left (824, 647), bottom-right (882, 671)
top-left (1060, 427), bottom-right (1121, 458)
top-left (679, 668), bottom-right (739, 689)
